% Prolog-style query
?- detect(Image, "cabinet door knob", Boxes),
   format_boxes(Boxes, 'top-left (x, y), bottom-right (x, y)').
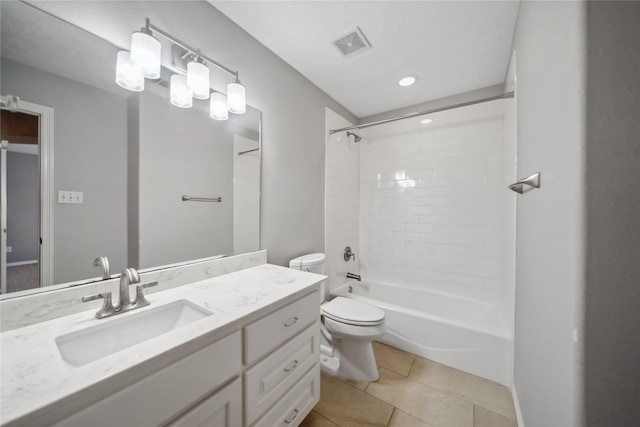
top-left (284, 409), bottom-right (299, 424)
top-left (284, 316), bottom-right (299, 327)
top-left (284, 359), bottom-right (299, 373)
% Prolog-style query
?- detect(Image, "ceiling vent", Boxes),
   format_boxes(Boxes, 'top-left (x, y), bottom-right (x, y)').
top-left (332, 27), bottom-right (371, 58)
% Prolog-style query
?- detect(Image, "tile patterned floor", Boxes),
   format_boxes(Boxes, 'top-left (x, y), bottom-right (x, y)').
top-left (300, 342), bottom-right (517, 427)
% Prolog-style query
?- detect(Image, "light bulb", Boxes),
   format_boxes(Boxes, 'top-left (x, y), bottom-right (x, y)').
top-left (210, 92), bottom-right (228, 120)
top-left (115, 51), bottom-right (144, 92)
top-left (227, 76), bottom-right (246, 114)
top-left (187, 59), bottom-right (210, 100)
top-left (130, 30), bottom-right (161, 79)
top-left (170, 74), bottom-right (192, 108)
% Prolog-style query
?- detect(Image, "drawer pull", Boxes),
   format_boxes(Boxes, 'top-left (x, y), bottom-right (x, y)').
top-left (284, 359), bottom-right (299, 373)
top-left (284, 316), bottom-right (299, 327)
top-left (284, 409), bottom-right (299, 424)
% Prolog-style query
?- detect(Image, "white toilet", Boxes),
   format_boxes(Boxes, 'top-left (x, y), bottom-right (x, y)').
top-left (289, 253), bottom-right (386, 382)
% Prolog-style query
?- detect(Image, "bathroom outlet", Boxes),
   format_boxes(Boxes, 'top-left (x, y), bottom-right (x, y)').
top-left (58, 191), bottom-right (83, 204)
top-left (6, 246), bottom-right (11, 253)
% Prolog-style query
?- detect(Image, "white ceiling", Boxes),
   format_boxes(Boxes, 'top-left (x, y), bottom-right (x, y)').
top-left (210, 0), bottom-right (520, 118)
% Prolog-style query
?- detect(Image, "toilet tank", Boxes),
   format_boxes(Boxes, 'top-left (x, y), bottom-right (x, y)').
top-left (289, 253), bottom-right (327, 301)
top-left (288, 253), bottom-right (326, 275)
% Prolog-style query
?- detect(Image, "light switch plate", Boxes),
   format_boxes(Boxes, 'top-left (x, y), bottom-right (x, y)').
top-left (58, 191), bottom-right (83, 204)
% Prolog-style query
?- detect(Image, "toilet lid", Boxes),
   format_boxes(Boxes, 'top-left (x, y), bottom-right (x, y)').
top-left (321, 297), bottom-right (385, 326)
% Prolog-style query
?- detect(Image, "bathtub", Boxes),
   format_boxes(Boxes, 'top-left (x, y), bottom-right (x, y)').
top-left (331, 281), bottom-right (513, 386)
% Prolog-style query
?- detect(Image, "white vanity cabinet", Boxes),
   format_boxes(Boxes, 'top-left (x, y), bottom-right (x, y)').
top-left (48, 289), bottom-right (321, 427)
top-left (167, 378), bottom-right (242, 427)
top-left (53, 331), bottom-right (243, 427)
top-left (243, 291), bottom-right (321, 426)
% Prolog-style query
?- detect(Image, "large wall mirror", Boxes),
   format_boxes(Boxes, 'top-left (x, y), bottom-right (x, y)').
top-left (0, 1), bottom-right (261, 297)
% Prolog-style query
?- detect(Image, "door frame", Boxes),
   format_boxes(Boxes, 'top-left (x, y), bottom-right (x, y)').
top-left (1, 99), bottom-right (55, 288)
top-left (1, 140), bottom-right (7, 293)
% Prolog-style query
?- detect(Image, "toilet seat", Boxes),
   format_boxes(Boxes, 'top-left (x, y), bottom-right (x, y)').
top-left (321, 297), bottom-right (385, 326)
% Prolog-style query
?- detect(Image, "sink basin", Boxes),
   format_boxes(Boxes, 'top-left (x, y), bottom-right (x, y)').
top-left (56, 300), bottom-right (211, 367)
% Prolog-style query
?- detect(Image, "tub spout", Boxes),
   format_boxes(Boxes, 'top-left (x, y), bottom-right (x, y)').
top-left (346, 272), bottom-right (361, 282)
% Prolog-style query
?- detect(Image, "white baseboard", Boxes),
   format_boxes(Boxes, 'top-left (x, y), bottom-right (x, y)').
top-left (512, 383), bottom-right (525, 427)
top-left (7, 260), bottom-right (38, 267)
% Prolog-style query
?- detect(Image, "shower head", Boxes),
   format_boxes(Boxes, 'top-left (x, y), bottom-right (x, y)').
top-left (347, 131), bottom-right (361, 142)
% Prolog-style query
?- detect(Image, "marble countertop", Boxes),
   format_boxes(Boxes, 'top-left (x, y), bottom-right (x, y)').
top-left (0, 264), bottom-right (324, 426)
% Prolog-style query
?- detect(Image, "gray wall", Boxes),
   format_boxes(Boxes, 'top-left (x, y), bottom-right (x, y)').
top-left (511, 2), bottom-right (586, 426)
top-left (1, 59), bottom-right (128, 284)
top-left (584, 2), bottom-right (640, 424)
top-left (134, 90), bottom-right (234, 268)
top-left (6, 152), bottom-right (39, 263)
top-left (191, 2), bottom-right (358, 266)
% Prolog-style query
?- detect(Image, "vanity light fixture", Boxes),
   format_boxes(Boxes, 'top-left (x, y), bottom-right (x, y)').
top-left (210, 91), bottom-right (229, 120)
top-left (130, 21), bottom-right (161, 79)
top-left (187, 55), bottom-right (210, 100)
top-left (170, 74), bottom-right (193, 108)
top-left (117, 18), bottom-right (247, 118)
top-left (227, 74), bottom-right (246, 114)
top-left (115, 51), bottom-right (144, 92)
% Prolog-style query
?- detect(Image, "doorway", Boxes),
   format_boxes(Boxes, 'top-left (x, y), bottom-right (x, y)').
top-left (0, 97), bottom-right (53, 294)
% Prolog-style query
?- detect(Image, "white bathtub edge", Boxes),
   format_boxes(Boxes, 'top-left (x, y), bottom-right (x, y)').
top-left (512, 382), bottom-right (525, 427)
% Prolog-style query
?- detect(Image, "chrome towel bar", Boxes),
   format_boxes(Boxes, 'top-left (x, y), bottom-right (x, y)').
top-left (182, 195), bottom-right (222, 202)
top-left (509, 173), bottom-right (540, 194)
top-left (238, 148), bottom-right (259, 156)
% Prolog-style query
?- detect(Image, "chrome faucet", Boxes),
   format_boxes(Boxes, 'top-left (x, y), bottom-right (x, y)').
top-left (119, 268), bottom-right (140, 310)
top-left (82, 268), bottom-right (158, 319)
top-left (346, 272), bottom-right (361, 282)
top-left (93, 256), bottom-right (111, 280)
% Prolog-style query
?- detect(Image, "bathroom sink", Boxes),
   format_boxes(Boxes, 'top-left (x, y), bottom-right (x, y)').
top-left (55, 300), bottom-right (211, 367)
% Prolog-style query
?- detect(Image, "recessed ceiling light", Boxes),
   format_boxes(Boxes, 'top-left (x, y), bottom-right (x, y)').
top-left (398, 75), bottom-right (417, 87)
top-left (421, 118), bottom-right (433, 124)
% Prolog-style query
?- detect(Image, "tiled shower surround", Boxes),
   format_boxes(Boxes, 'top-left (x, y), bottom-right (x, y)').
top-left (326, 99), bottom-right (515, 307)
top-left (359, 100), bottom-right (514, 305)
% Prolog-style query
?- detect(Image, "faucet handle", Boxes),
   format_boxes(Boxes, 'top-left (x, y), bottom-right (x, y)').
top-left (140, 281), bottom-right (158, 290)
top-left (82, 292), bottom-right (115, 319)
top-left (82, 292), bottom-right (109, 303)
top-left (134, 281), bottom-right (158, 307)
top-left (344, 246), bottom-right (356, 262)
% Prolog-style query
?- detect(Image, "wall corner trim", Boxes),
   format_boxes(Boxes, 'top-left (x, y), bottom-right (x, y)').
top-left (512, 383), bottom-right (525, 427)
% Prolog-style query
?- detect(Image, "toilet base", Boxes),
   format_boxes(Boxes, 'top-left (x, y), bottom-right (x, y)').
top-left (320, 333), bottom-right (380, 382)
top-left (320, 345), bottom-right (340, 376)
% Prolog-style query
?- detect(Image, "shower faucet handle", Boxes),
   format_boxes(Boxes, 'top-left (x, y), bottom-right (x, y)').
top-left (344, 246), bottom-right (356, 262)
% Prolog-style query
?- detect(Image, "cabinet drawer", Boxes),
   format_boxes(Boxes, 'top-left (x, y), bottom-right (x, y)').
top-left (244, 291), bottom-right (319, 364)
top-left (252, 363), bottom-right (320, 427)
top-left (168, 377), bottom-right (241, 427)
top-left (54, 331), bottom-right (241, 427)
top-left (245, 323), bottom-right (320, 425)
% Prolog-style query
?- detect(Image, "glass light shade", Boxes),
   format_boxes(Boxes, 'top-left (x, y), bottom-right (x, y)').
top-left (115, 51), bottom-right (144, 92)
top-left (227, 80), bottom-right (246, 114)
top-left (187, 60), bottom-right (210, 100)
top-left (170, 74), bottom-right (192, 108)
top-left (130, 31), bottom-right (161, 79)
top-left (209, 92), bottom-right (228, 120)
